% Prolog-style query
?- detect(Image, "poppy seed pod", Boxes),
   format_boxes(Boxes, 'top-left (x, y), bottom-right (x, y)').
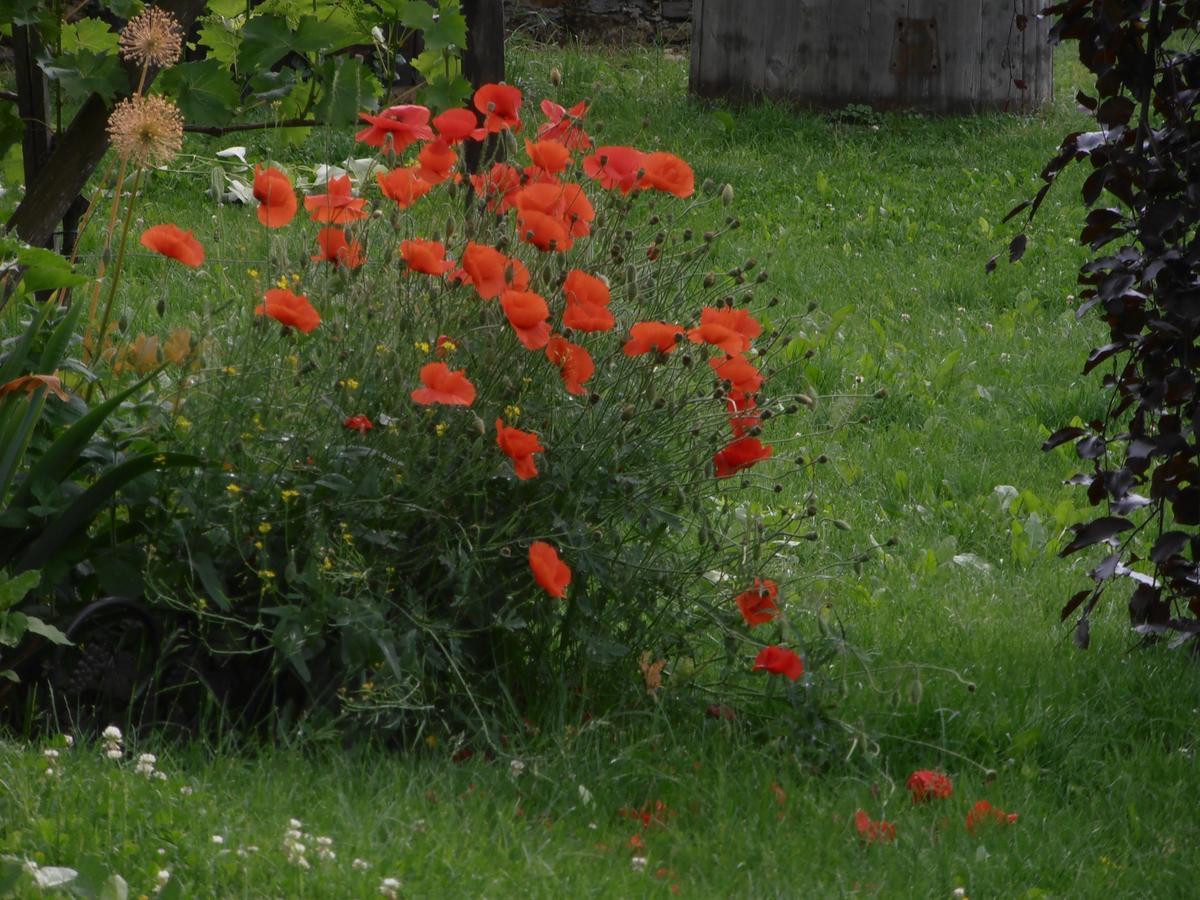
top-left (621, 403), bottom-right (636, 421)
top-left (806, 505), bottom-right (818, 516)
top-left (796, 394), bottom-right (815, 408)
top-left (816, 454), bottom-right (829, 464)
top-left (720, 183), bottom-right (734, 205)
top-left (756, 271), bottom-right (769, 283)
top-left (874, 388), bottom-right (888, 399)
top-left (683, 229), bottom-right (694, 241)
top-left (833, 519), bottom-right (852, 531)
top-left (807, 300), bottom-right (819, 312)
top-left (703, 273), bottom-right (717, 288)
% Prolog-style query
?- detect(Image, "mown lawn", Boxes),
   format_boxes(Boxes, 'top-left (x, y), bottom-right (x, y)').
top-left (2, 38), bottom-right (1199, 898)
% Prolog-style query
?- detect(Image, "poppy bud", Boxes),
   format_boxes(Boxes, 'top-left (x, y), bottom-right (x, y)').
top-left (621, 403), bottom-right (636, 421)
top-left (701, 177), bottom-right (715, 193)
top-left (623, 229), bottom-right (634, 242)
top-left (816, 454), bottom-right (829, 464)
top-left (156, 298), bottom-right (165, 317)
top-left (802, 531), bottom-right (819, 541)
top-left (807, 300), bottom-right (819, 312)
top-left (730, 218), bottom-right (741, 229)
top-left (683, 229), bottom-right (693, 241)
top-left (589, 392), bottom-right (601, 404)
top-left (748, 426), bottom-right (761, 436)
top-left (445, 217), bottom-right (455, 239)
top-left (806, 505), bottom-right (818, 516)
top-left (703, 231), bottom-right (715, 243)
top-left (760, 409), bottom-right (773, 420)
top-left (833, 519), bottom-right (851, 531)
top-left (704, 273), bottom-right (717, 288)
top-left (118, 313), bottom-right (129, 333)
top-left (550, 66), bottom-right (562, 85)
top-left (654, 398), bottom-right (666, 409)
top-left (208, 166), bottom-right (223, 200)
top-left (734, 273), bottom-right (745, 285)
top-left (773, 484), bottom-right (783, 493)
top-left (785, 404), bottom-right (798, 415)
top-left (681, 354), bottom-right (693, 367)
top-left (756, 271), bottom-right (769, 283)
top-left (727, 267), bottom-right (742, 278)
top-left (768, 297), bottom-right (780, 307)
top-left (720, 183), bottom-right (734, 206)
top-left (885, 536), bottom-right (899, 546)
top-left (470, 413), bottom-right (486, 435)
top-left (795, 456), bottom-right (807, 466)
top-left (968, 682), bottom-right (978, 693)
top-left (649, 216), bottom-right (660, 226)
top-left (654, 231), bottom-right (665, 244)
top-left (874, 388), bottom-right (888, 399)
top-left (796, 394), bottom-right (815, 408)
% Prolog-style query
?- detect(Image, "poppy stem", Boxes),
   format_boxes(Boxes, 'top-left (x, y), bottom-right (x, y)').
top-left (87, 168), bottom-right (144, 404)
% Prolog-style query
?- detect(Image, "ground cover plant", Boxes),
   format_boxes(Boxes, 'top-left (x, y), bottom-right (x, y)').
top-left (2, 13), bottom-right (1200, 900)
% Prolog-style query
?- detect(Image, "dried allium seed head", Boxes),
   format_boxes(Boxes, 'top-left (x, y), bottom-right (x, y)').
top-left (119, 6), bottom-right (183, 68)
top-left (107, 94), bottom-right (183, 167)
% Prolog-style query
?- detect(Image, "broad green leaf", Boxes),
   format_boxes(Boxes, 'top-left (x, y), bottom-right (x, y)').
top-left (295, 12), bottom-right (366, 53)
top-left (0, 102), bottom-right (22, 162)
top-left (0, 0), bottom-right (44, 26)
top-left (421, 73), bottom-right (472, 113)
top-left (395, 0), bottom-right (437, 30)
top-left (99, 0), bottom-right (139, 17)
top-left (236, 14), bottom-right (293, 71)
top-left (60, 17), bottom-right (118, 55)
top-left (0, 610), bottom-right (26, 646)
top-left (0, 569), bottom-right (39, 611)
top-left (422, 10), bottom-right (467, 54)
top-left (38, 49), bottom-right (126, 105)
top-left (196, 19), bottom-right (240, 67)
top-left (314, 56), bottom-right (380, 127)
top-left (23, 615), bottom-right (70, 645)
top-left (205, 0), bottom-right (245, 16)
top-left (156, 59), bottom-right (240, 127)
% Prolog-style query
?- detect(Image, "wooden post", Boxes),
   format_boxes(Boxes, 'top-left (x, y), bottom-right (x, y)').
top-left (461, 0), bottom-right (505, 174)
top-left (11, 24), bottom-right (53, 249)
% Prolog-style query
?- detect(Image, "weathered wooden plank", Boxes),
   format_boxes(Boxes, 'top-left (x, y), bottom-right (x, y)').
top-left (687, 0), bottom-right (1052, 114)
top-left (462, 0), bottom-right (506, 173)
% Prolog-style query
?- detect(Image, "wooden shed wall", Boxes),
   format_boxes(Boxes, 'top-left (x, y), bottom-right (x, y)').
top-left (689, 0), bottom-right (1053, 114)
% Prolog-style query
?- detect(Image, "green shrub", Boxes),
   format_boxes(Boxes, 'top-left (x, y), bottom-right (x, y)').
top-left (115, 91), bottom-right (835, 740)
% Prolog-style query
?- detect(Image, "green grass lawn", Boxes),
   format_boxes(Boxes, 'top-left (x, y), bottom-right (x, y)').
top-left (3, 38), bottom-right (1200, 898)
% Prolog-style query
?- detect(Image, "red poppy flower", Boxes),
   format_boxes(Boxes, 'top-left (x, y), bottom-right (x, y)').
top-left (469, 162), bottom-right (522, 212)
top-left (906, 770), bottom-right (953, 803)
top-left (727, 390), bottom-right (761, 438)
top-left (623, 322), bottom-right (684, 356)
top-left (304, 175), bottom-right (368, 224)
top-left (525, 138), bottom-right (572, 175)
top-left (355, 104), bottom-right (433, 153)
top-left (964, 800), bottom-right (1018, 833)
top-left (496, 419), bottom-right (545, 480)
top-left (734, 578), bottom-right (778, 626)
top-left (501, 289), bottom-right (552, 350)
top-left (752, 645), bottom-right (804, 680)
top-left (515, 209), bottom-right (571, 252)
top-left (854, 810), bottom-right (897, 844)
top-left (561, 269), bottom-right (614, 331)
top-left (558, 183), bottom-right (595, 238)
top-left (255, 288), bottom-right (320, 334)
top-left (400, 239), bottom-right (455, 277)
top-left (410, 361), bottom-right (476, 406)
top-left (529, 540), bottom-right (571, 598)
top-left (460, 242), bottom-right (530, 300)
top-left (638, 151), bottom-right (695, 198)
top-left (689, 307), bottom-right (762, 355)
top-left (545, 335), bottom-right (595, 396)
top-left (513, 182), bottom-right (594, 241)
top-left (343, 414), bottom-right (373, 434)
top-left (474, 83), bottom-right (523, 133)
top-left (710, 353), bottom-right (764, 395)
top-left (433, 107), bottom-right (484, 144)
top-left (416, 139), bottom-right (458, 185)
top-left (312, 227), bottom-right (364, 268)
top-left (537, 99), bottom-right (592, 150)
top-left (253, 165), bottom-right (297, 228)
top-left (582, 145), bottom-right (645, 193)
top-left (714, 437), bottom-right (773, 478)
top-left (376, 165), bottom-right (433, 209)
top-left (140, 224), bottom-right (204, 267)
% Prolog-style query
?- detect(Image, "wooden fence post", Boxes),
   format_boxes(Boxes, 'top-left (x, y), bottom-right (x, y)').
top-left (461, 0), bottom-right (505, 174)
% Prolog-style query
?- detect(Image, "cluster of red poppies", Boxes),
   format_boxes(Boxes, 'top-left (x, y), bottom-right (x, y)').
top-left (854, 770), bottom-right (1018, 844)
top-left (136, 82), bottom-right (788, 677)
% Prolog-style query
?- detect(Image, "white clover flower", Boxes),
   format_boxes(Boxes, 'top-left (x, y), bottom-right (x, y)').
top-left (211, 835), bottom-right (224, 845)
top-left (631, 855), bottom-right (648, 873)
top-left (104, 748), bottom-right (123, 760)
top-left (509, 759), bottom-right (526, 778)
top-left (43, 749), bottom-right (59, 760)
top-left (288, 818), bottom-right (303, 829)
top-left (352, 858), bottom-right (371, 870)
top-left (153, 869), bottom-right (172, 894)
top-left (179, 785), bottom-right (193, 796)
top-left (63, 735), bottom-right (74, 748)
top-left (379, 876), bottom-right (402, 898)
top-left (102, 725), bottom-right (123, 743)
top-left (154, 770), bottom-right (167, 781)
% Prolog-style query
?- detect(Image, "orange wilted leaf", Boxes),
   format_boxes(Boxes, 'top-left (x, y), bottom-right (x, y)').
top-left (0, 374), bottom-right (70, 402)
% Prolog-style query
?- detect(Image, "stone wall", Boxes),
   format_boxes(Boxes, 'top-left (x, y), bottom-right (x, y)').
top-left (506, 1), bottom-right (691, 44)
